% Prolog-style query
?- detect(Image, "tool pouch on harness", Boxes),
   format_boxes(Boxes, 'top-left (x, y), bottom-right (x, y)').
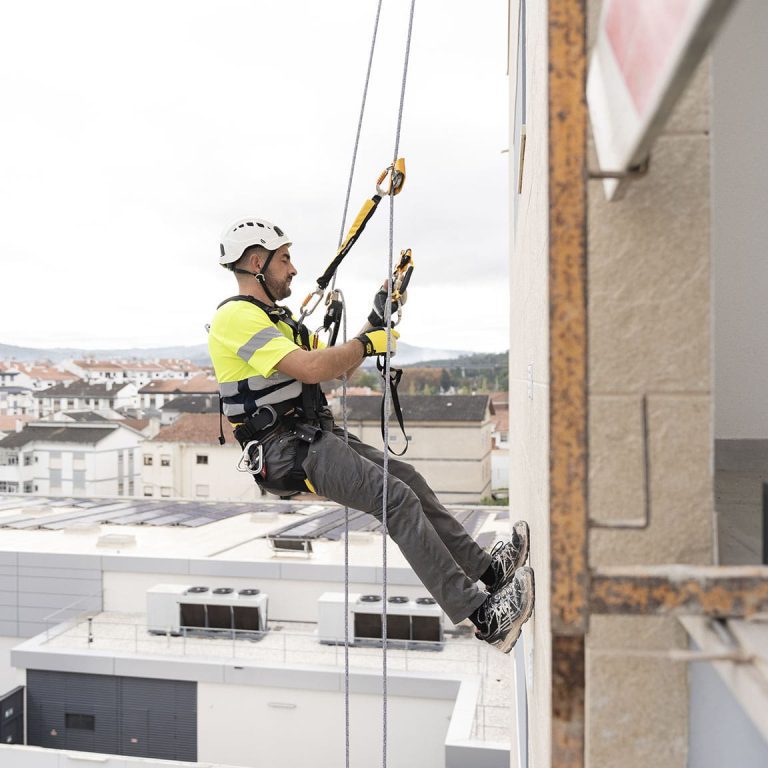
top-left (235, 406), bottom-right (322, 496)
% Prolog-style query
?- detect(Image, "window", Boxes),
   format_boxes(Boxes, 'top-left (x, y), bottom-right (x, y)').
top-left (160, 486), bottom-right (171, 497)
top-left (23, 482), bottom-right (33, 493)
top-left (0, 482), bottom-right (19, 493)
top-left (66, 713), bottom-right (95, 731)
top-left (117, 481), bottom-right (124, 496)
top-left (195, 484), bottom-right (209, 497)
top-left (128, 480), bottom-right (134, 496)
top-left (50, 469), bottom-right (62, 488)
top-left (7, 454), bottom-right (18, 466)
top-left (144, 486), bottom-right (153, 497)
top-left (23, 454), bottom-right (33, 466)
top-left (73, 470), bottom-right (86, 492)
top-left (161, 455), bottom-right (171, 467)
top-left (143, 455), bottom-right (153, 466)
top-left (196, 454), bottom-right (208, 465)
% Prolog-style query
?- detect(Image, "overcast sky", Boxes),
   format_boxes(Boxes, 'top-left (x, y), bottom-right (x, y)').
top-left (1, 0), bottom-right (509, 354)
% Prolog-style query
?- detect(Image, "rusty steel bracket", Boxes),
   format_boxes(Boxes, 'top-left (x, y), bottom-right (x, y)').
top-left (590, 566), bottom-right (768, 618)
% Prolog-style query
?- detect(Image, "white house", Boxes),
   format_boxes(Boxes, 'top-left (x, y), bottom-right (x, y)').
top-left (0, 421), bottom-right (143, 496)
top-left (336, 394), bottom-right (494, 503)
top-left (141, 413), bottom-right (262, 501)
top-left (138, 374), bottom-right (218, 411)
top-left (34, 381), bottom-right (138, 418)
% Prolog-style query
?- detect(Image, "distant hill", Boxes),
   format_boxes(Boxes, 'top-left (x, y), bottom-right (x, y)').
top-left (0, 341), bottom-right (476, 368)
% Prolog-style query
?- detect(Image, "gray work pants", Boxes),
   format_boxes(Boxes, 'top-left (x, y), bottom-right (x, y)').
top-left (261, 418), bottom-right (491, 624)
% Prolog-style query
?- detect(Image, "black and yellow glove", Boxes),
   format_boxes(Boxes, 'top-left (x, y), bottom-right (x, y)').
top-left (356, 327), bottom-right (400, 357)
top-left (368, 283), bottom-right (406, 327)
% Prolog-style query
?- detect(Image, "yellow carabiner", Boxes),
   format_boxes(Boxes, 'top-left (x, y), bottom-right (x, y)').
top-left (376, 158), bottom-right (406, 197)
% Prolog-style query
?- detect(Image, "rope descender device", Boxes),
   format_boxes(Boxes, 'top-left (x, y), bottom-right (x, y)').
top-left (299, 158), bottom-right (407, 329)
top-left (390, 248), bottom-right (414, 326)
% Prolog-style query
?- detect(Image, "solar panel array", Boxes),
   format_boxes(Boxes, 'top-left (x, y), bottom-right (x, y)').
top-left (266, 506), bottom-right (496, 542)
top-left (0, 496), bottom-right (293, 530)
top-left (0, 496), bottom-right (504, 541)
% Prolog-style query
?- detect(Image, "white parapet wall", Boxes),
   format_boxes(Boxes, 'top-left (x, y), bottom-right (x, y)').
top-left (0, 744), bottom-right (241, 768)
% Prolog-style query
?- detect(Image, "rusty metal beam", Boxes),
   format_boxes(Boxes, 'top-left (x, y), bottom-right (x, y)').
top-left (548, 0), bottom-right (588, 766)
top-left (590, 566), bottom-right (768, 617)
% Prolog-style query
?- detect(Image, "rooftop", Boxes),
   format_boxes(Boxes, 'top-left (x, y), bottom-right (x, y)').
top-left (0, 494), bottom-right (507, 567)
top-left (0, 422), bottom-right (121, 448)
top-left (160, 394), bottom-right (219, 413)
top-left (33, 381), bottom-right (131, 399)
top-left (152, 412), bottom-right (234, 444)
top-left (139, 373), bottom-right (218, 395)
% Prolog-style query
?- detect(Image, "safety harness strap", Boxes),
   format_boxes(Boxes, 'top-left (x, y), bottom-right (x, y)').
top-left (376, 357), bottom-right (408, 456)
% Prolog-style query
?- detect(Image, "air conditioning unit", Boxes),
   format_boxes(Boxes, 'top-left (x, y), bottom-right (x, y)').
top-left (147, 584), bottom-right (268, 636)
top-left (317, 592), bottom-right (443, 648)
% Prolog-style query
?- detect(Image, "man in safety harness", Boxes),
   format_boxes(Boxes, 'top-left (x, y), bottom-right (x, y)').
top-left (208, 216), bottom-right (535, 653)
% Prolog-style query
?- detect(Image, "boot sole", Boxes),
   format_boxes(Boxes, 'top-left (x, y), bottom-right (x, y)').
top-left (497, 566), bottom-right (535, 654)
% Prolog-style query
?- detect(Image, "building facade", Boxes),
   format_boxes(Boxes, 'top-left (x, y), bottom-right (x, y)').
top-left (509, 1), bottom-right (768, 767)
top-left (0, 422), bottom-right (143, 497)
top-left (339, 395), bottom-right (494, 504)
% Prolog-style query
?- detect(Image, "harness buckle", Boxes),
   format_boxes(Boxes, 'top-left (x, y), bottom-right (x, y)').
top-left (238, 440), bottom-right (264, 475)
top-left (254, 404), bottom-right (278, 430)
top-left (376, 158), bottom-right (406, 197)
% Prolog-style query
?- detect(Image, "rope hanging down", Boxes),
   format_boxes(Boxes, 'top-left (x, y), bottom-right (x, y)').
top-left (381, 2), bottom-right (416, 767)
top-left (329, 2), bottom-right (417, 768)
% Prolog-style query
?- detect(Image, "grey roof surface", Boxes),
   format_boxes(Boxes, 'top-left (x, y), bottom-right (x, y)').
top-left (341, 394), bottom-right (492, 423)
top-left (0, 386), bottom-right (33, 394)
top-left (34, 382), bottom-right (127, 399)
top-left (0, 424), bottom-right (119, 448)
top-left (62, 411), bottom-right (110, 422)
top-left (160, 394), bottom-right (220, 413)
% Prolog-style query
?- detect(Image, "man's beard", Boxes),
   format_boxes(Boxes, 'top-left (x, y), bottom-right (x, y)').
top-left (265, 273), bottom-right (292, 301)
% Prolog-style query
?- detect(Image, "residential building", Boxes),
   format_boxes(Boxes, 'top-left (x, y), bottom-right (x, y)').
top-left (0, 421), bottom-right (143, 497)
top-left (0, 385), bottom-right (36, 417)
top-left (141, 413), bottom-right (261, 501)
top-left (34, 381), bottom-right (139, 418)
top-left (15, 363), bottom-right (80, 391)
top-left (336, 394), bottom-right (493, 503)
top-left (159, 394), bottom-right (219, 425)
top-left (64, 359), bottom-right (205, 387)
top-left (489, 392), bottom-right (509, 495)
top-left (138, 373), bottom-right (218, 411)
top-left (0, 495), bottom-right (510, 767)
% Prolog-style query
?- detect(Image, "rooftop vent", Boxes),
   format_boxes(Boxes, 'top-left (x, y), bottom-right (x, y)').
top-left (360, 595), bottom-right (382, 603)
top-left (239, 588), bottom-right (260, 596)
top-left (187, 586), bottom-right (209, 594)
top-left (388, 596), bottom-right (409, 604)
top-left (213, 587), bottom-right (234, 595)
top-left (96, 533), bottom-right (136, 548)
top-left (416, 597), bottom-right (437, 605)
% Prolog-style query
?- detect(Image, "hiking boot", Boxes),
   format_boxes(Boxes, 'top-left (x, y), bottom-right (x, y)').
top-left (473, 566), bottom-right (535, 654)
top-left (483, 520), bottom-right (530, 593)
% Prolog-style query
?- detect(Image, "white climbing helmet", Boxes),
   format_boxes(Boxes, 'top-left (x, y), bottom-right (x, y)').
top-left (219, 217), bottom-right (292, 267)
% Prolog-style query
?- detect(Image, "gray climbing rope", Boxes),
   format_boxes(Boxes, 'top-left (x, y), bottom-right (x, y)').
top-left (334, 4), bottom-right (384, 768)
top-left (332, 1), bottom-right (417, 766)
top-left (382, 2), bottom-right (417, 766)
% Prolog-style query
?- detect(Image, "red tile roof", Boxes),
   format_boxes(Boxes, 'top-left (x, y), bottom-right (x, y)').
top-left (151, 413), bottom-right (235, 445)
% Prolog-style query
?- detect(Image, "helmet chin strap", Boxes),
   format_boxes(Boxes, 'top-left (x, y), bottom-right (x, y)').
top-left (234, 249), bottom-right (278, 304)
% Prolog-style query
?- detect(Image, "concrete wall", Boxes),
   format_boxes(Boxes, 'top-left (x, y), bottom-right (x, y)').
top-left (508, 0), bottom-right (551, 764)
top-left (198, 682), bottom-right (451, 768)
top-left (584, 1), bottom-right (715, 766)
top-left (712, 0), bottom-right (768, 439)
